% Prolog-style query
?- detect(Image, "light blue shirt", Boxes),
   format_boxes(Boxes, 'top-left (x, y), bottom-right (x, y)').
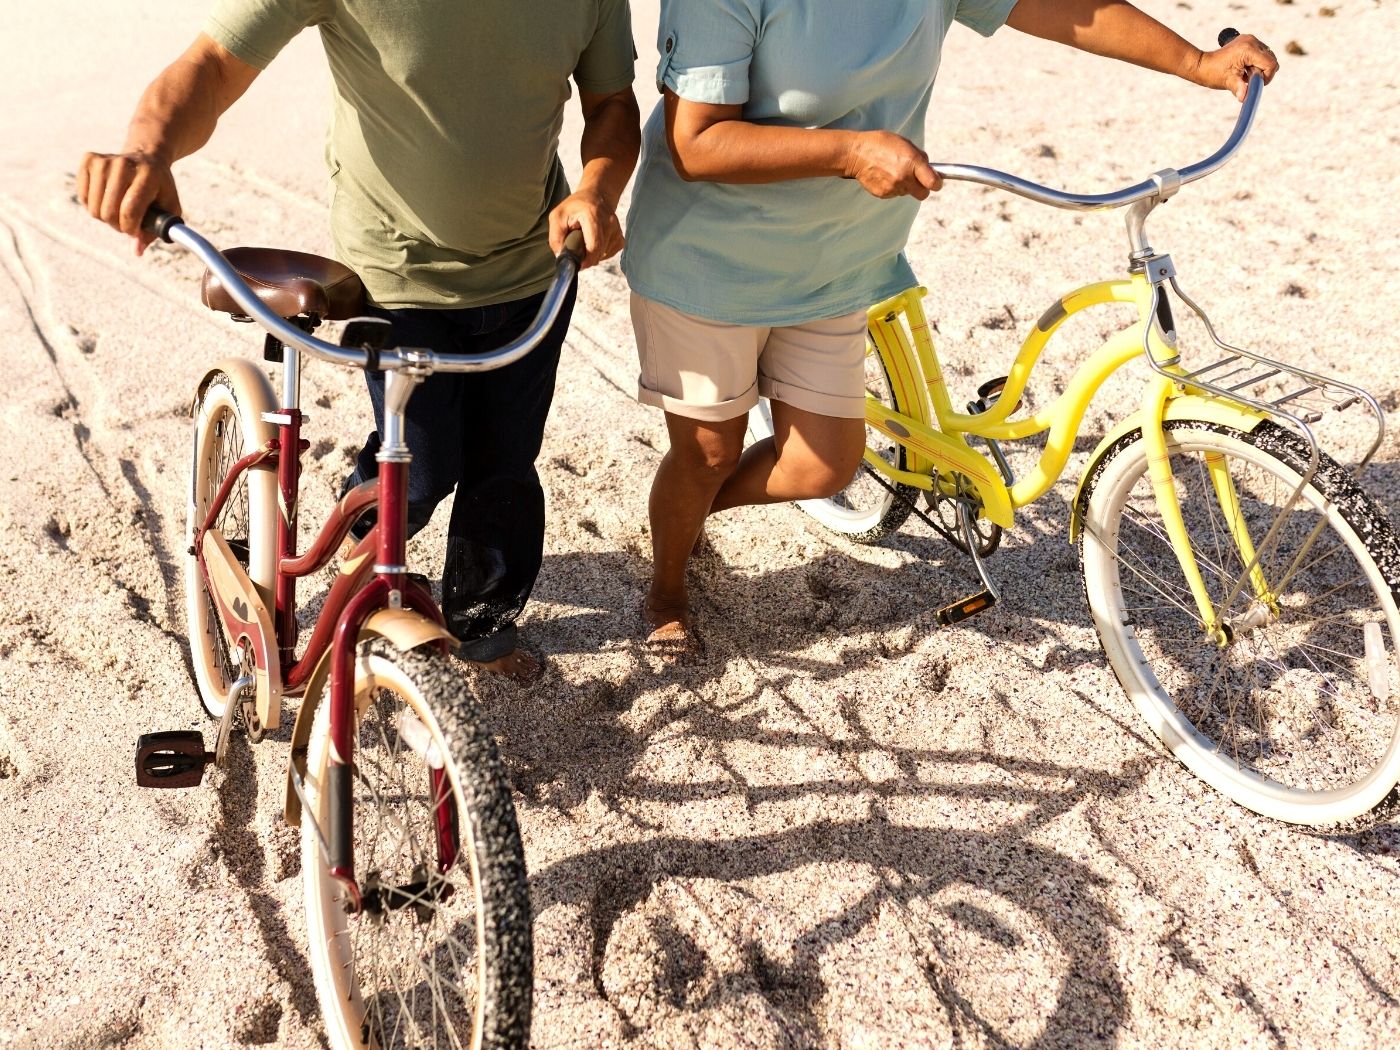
top-left (622, 0), bottom-right (1018, 326)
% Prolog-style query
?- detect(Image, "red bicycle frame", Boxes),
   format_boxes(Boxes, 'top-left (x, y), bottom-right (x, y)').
top-left (194, 386), bottom-right (448, 910)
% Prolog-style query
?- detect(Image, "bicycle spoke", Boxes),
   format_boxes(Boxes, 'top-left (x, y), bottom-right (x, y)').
top-left (1086, 427), bottom-right (1400, 806)
top-left (330, 678), bottom-right (482, 1049)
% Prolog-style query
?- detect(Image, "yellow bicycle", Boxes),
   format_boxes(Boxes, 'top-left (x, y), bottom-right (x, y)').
top-left (748, 61), bottom-right (1399, 827)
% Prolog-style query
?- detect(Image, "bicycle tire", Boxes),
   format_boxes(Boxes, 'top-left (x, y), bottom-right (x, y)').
top-left (301, 639), bottom-right (532, 1050)
top-left (746, 348), bottom-right (917, 543)
top-left (185, 365), bottom-right (277, 719)
top-left (1080, 418), bottom-right (1400, 825)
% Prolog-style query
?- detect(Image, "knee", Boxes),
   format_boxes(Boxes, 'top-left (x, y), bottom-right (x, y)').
top-left (798, 459), bottom-right (862, 499)
top-left (668, 437), bottom-right (743, 481)
top-left (778, 443), bottom-right (864, 500)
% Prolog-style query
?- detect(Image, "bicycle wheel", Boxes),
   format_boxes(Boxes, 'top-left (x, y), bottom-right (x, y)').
top-left (1080, 418), bottom-right (1400, 824)
top-left (746, 345), bottom-right (917, 543)
top-left (185, 364), bottom-right (276, 718)
top-left (301, 639), bottom-right (532, 1050)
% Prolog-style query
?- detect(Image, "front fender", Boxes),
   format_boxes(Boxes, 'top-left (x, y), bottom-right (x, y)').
top-left (282, 609), bottom-right (455, 826)
top-left (1067, 395), bottom-right (1269, 543)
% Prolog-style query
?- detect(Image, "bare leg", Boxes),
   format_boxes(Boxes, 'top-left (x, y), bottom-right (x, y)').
top-left (711, 402), bottom-right (865, 513)
top-left (645, 412), bottom-right (748, 637)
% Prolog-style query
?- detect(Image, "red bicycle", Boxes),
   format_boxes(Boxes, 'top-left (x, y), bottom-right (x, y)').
top-left (134, 209), bottom-right (580, 1049)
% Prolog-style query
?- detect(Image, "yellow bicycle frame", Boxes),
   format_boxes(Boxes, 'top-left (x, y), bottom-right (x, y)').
top-left (863, 274), bottom-right (1270, 635)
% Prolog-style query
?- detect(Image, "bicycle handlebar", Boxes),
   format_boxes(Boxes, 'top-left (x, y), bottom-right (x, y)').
top-left (932, 32), bottom-right (1263, 212)
top-left (142, 209), bottom-right (584, 374)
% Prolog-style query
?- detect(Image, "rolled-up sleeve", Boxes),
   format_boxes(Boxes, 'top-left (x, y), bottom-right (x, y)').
top-left (656, 0), bottom-right (759, 106)
top-left (954, 0), bottom-right (1019, 38)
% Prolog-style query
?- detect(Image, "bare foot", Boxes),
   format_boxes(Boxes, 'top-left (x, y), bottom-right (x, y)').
top-left (460, 647), bottom-right (545, 684)
top-left (642, 595), bottom-right (703, 658)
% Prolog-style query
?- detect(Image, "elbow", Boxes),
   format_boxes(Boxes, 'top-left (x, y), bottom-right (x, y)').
top-left (666, 134), bottom-right (712, 183)
top-left (672, 159), bottom-right (705, 183)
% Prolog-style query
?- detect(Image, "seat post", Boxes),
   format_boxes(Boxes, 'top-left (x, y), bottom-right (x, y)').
top-left (281, 344), bottom-right (301, 410)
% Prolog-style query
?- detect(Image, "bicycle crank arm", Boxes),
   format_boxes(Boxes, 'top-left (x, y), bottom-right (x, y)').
top-left (855, 462), bottom-right (1003, 625)
top-left (937, 503), bottom-right (1001, 627)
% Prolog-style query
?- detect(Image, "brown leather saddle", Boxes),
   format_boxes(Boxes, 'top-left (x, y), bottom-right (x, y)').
top-left (201, 247), bottom-right (365, 321)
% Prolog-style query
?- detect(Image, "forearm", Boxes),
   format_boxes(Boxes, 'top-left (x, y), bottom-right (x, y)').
top-left (1006, 0), bottom-right (1205, 83)
top-left (665, 92), bottom-right (935, 199)
top-left (665, 88), bottom-right (851, 184)
top-left (122, 37), bottom-right (255, 163)
top-left (576, 91), bottom-right (641, 205)
top-left (122, 60), bottom-right (221, 163)
top-left (670, 119), bottom-right (855, 184)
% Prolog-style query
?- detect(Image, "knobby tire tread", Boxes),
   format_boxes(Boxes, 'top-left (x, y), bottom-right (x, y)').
top-left (361, 639), bottom-right (533, 1049)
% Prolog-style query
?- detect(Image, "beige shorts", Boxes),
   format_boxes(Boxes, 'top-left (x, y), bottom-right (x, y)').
top-left (630, 294), bottom-right (868, 422)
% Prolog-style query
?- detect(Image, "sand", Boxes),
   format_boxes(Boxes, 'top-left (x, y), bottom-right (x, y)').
top-left (2, 0), bottom-right (1398, 1047)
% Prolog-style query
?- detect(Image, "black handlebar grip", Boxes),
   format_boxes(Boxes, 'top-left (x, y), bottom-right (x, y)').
top-left (1218, 27), bottom-right (1240, 47)
top-left (141, 207), bottom-right (182, 242)
top-left (561, 228), bottom-right (586, 264)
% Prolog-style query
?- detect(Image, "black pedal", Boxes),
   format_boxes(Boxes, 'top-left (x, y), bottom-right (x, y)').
top-left (135, 731), bottom-right (212, 789)
top-left (937, 590), bottom-right (997, 627)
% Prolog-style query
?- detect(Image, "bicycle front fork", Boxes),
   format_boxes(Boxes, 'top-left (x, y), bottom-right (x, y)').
top-left (324, 367), bottom-right (448, 906)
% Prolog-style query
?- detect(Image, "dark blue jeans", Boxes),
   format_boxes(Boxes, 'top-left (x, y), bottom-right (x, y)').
top-left (344, 281), bottom-right (577, 660)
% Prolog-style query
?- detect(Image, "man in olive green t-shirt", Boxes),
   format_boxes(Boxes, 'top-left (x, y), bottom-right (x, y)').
top-left (79, 1), bottom-right (640, 681)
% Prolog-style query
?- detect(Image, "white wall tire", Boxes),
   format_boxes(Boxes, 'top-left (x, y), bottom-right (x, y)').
top-left (184, 365), bottom-right (277, 719)
top-left (1080, 419), bottom-right (1400, 825)
top-left (301, 640), bottom-right (532, 1049)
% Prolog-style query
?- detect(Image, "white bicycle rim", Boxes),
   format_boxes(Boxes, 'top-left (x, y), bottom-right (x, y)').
top-left (1082, 424), bottom-right (1400, 824)
top-left (301, 649), bottom-right (490, 1050)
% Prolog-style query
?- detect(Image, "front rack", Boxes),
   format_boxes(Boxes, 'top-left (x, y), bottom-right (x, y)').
top-left (1138, 260), bottom-right (1387, 616)
top-left (1141, 260), bottom-right (1385, 476)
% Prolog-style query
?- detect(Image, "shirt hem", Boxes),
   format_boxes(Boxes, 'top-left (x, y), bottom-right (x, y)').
top-left (364, 271), bottom-right (557, 312)
top-left (203, 17), bottom-right (276, 70)
top-left (574, 72), bottom-right (637, 95)
top-left (624, 274), bottom-right (913, 329)
top-left (663, 69), bottom-right (748, 106)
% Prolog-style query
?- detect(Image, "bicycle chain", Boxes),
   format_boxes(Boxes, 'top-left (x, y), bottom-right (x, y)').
top-left (857, 462), bottom-right (989, 555)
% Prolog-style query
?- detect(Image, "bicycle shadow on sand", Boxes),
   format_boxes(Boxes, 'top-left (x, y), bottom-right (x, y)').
top-left (497, 672), bottom-right (1292, 1047)
top-left (497, 503), bottom-right (1145, 1043)
top-left (499, 476), bottom-right (1396, 1044)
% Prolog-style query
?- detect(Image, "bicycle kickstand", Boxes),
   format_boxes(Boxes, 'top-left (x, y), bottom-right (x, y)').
top-left (937, 503), bottom-right (1000, 627)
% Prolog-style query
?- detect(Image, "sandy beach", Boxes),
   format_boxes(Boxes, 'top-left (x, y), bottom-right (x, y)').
top-left (2, 0), bottom-right (1399, 1046)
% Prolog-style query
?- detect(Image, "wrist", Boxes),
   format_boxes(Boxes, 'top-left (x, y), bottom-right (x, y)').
top-left (121, 127), bottom-right (174, 167)
top-left (1182, 45), bottom-right (1208, 86)
top-left (574, 164), bottom-right (624, 211)
top-left (838, 131), bottom-right (863, 180)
